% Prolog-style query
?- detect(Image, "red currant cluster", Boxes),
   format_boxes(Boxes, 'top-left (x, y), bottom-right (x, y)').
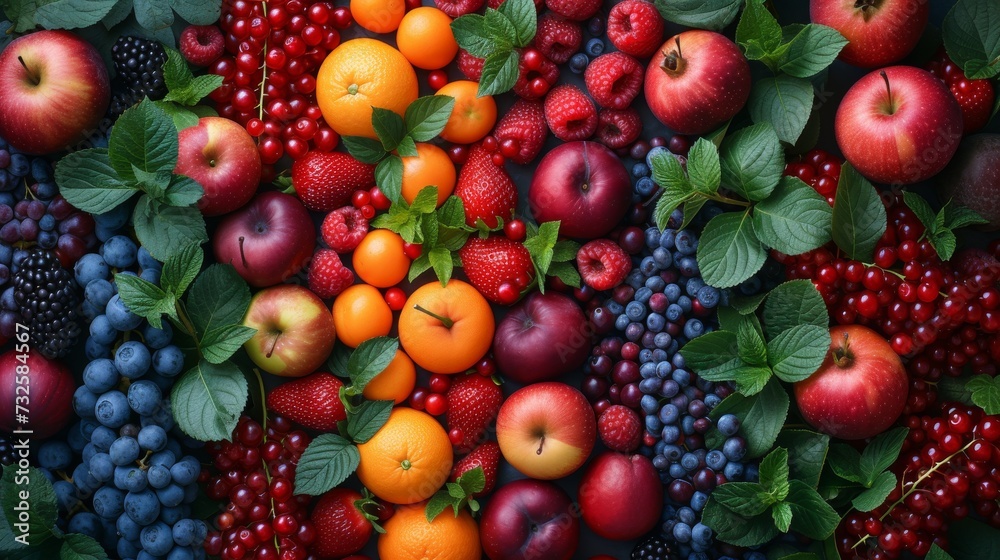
top-left (203, 416), bottom-right (316, 560)
top-left (783, 149), bottom-right (843, 206)
top-left (837, 405), bottom-right (1000, 559)
top-left (211, 0), bottom-right (351, 168)
top-left (408, 357), bottom-right (497, 423)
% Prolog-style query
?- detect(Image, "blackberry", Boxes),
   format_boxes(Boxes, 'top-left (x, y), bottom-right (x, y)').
top-left (0, 435), bottom-right (15, 466)
top-left (111, 36), bottom-right (168, 102)
top-left (106, 79), bottom-right (139, 120)
top-left (12, 250), bottom-right (82, 359)
top-left (631, 534), bottom-right (678, 560)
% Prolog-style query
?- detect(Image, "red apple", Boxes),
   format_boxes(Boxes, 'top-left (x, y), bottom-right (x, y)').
top-left (0, 350), bottom-right (74, 438)
top-left (493, 292), bottom-right (590, 384)
top-left (0, 30), bottom-right (110, 154)
top-left (176, 117), bottom-right (262, 217)
top-left (836, 66), bottom-right (963, 185)
top-left (480, 479), bottom-right (580, 560)
top-left (794, 325), bottom-right (907, 440)
top-left (810, 0), bottom-right (928, 68)
top-left (644, 30), bottom-right (751, 136)
top-left (213, 191), bottom-right (316, 287)
top-left (578, 452), bottom-right (663, 541)
top-left (940, 134), bottom-right (1000, 230)
top-left (242, 284), bottom-right (337, 377)
top-left (528, 142), bottom-right (631, 239)
top-left (495, 382), bottom-right (596, 480)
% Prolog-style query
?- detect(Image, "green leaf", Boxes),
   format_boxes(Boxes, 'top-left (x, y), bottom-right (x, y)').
top-left (438, 196), bottom-right (467, 228)
top-left (548, 262), bottom-right (581, 288)
top-left (945, 203), bottom-right (990, 229)
top-left (681, 330), bottom-right (738, 372)
top-left (109, 98), bottom-right (178, 180)
top-left (852, 471), bottom-right (896, 512)
top-left (162, 47), bottom-right (194, 101)
top-left (731, 365), bottom-right (774, 396)
top-left (133, 0), bottom-right (173, 29)
top-left (132, 166), bottom-right (172, 201)
top-left (939, 375), bottom-right (975, 406)
top-left (372, 107), bottom-right (407, 152)
top-left (652, 152), bottom-right (695, 230)
top-left (34, 0), bottom-right (117, 29)
top-left (450, 14), bottom-right (492, 58)
top-left (496, 0), bottom-right (536, 46)
top-left (484, 7), bottom-right (517, 45)
top-left (926, 544), bottom-right (956, 560)
top-left (772, 501), bottom-right (793, 533)
top-left (735, 0), bottom-right (782, 61)
top-left (968, 375), bottom-right (1000, 414)
top-left (115, 272), bottom-right (174, 329)
top-left (54, 148), bottom-right (139, 214)
top-left (730, 292), bottom-right (768, 315)
top-left (410, 186), bottom-right (440, 215)
top-left (762, 280), bottom-right (829, 339)
top-left (653, 0), bottom-right (742, 30)
top-left (348, 337), bottom-right (400, 391)
top-left (711, 482), bottom-right (772, 517)
top-left (171, 359), bottom-right (248, 441)
top-left (425, 492), bottom-right (453, 522)
top-left (154, 101), bottom-right (200, 131)
top-left (160, 243), bottom-right (203, 298)
top-left (457, 466), bottom-right (486, 496)
top-left (686, 137), bottom-right (722, 194)
top-left (827, 443), bottom-right (865, 484)
top-left (168, 0), bottom-right (220, 25)
top-left (766, 324), bottom-right (829, 383)
top-left (478, 49), bottom-right (520, 97)
top-left (294, 434), bottom-right (360, 496)
top-left (347, 400), bottom-right (394, 444)
top-left (376, 155), bottom-right (404, 204)
top-left (859, 427), bottom-right (909, 486)
top-left (780, 24), bottom-right (849, 78)
top-left (702, 497), bottom-right (780, 547)
top-left (711, 377), bottom-right (789, 458)
top-left (680, 197), bottom-right (708, 229)
top-left (395, 135), bottom-right (418, 158)
top-left (428, 246), bottom-right (454, 286)
top-left (132, 199), bottom-right (207, 262)
top-left (200, 324), bottom-right (256, 364)
top-left (408, 254), bottom-right (433, 283)
top-left (341, 136), bottom-right (388, 165)
top-left (737, 316), bottom-right (768, 367)
top-left (775, 430), bottom-right (829, 489)
top-left (696, 210), bottom-right (767, 289)
top-left (59, 533), bottom-right (109, 560)
top-left (719, 122), bottom-right (785, 202)
top-left (832, 163), bottom-right (887, 261)
top-left (753, 177), bottom-right (833, 255)
top-left (948, 518), bottom-right (1000, 560)
top-left (164, 175), bottom-right (204, 207)
top-left (1, 465), bottom-right (57, 547)
top-left (786, 480), bottom-right (841, 540)
top-left (186, 264), bottom-right (252, 337)
top-left (760, 447), bottom-right (791, 502)
top-left (748, 75), bottom-right (815, 145)
top-left (943, 0), bottom-right (1000, 79)
top-left (903, 191), bottom-right (937, 229)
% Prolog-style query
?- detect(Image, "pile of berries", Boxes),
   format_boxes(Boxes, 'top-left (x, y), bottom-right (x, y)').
top-left (783, 149), bottom-right (844, 206)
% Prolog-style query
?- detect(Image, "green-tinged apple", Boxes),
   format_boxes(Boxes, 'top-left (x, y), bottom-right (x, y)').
top-left (495, 382), bottom-right (596, 480)
top-left (0, 30), bottom-right (110, 154)
top-left (243, 284), bottom-right (336, 377)
top-left (176, 117), bottom-right (262, 217)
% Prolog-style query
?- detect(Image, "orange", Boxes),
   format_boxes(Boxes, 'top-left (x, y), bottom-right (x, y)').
top-left (356, 408), bottom-right (453, 505)
top-left (401, 143), bottom-right (456, 208)
top-left (332, 284), bottom-right (393, 348)
top-left (396, 7), bottom-right (459, 70)
top-left (377, 502), bottom-right (480, 560)
top-left (350, 0), bottom-right (405, 34)
top-left (353, 230), bottom-right (410, 288)
top-left (362, 349), bottom-right (416, 404)
top-left (316, 38), bottom-right (418, 139)
top-left (397, 280), bottom-right (495, 374)
top-left (436, 80), bottom-right (497, 145)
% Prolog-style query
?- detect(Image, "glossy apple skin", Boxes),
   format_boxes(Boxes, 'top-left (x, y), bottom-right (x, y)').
top-left (0, 351), bottom-right (74, 438)
top-left (836, 66), bottom-right (963, 185)
top-left (810, 0), bottom-right (928, 68)
top-left (480, 479), bottom-right (580, 560)
top-left (242, 284), bottom-right (337, 377)
top-left (493, 292), bottom-right (589, 384)
top-left (176, 117), bottom-right (262, 217)
top-left (528, 142), bottom-right (630, 239)
top-left (940, 134), bottom-right (1000, 230)
top-left (579, 452), bottom-right (663, 541)
top-left (794, 325), bottom-right (907, 440)
top-left (213, 191), bottom-right (316, 287)
top-left (644, 30), bottom-right (751, 136)
top-left (0, 30), bottom-right (110, 154)
top-left (496, 382), bottom-right (596, 480)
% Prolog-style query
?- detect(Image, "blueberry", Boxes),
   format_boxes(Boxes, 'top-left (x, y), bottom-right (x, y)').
top-left (675, 230), bottom-right (698, 254)
top-left (110, 436), bottom-right (141, 466)
top-left (697, 285), bottom-right (720, 309)
top-left (706, 449), bottom-right (727, 471)
top-left (691, 491), bottom-right (709, 512)
top-left (645, 227), bottom-right (661, 249)
top-left (92, 486), bottom-right (126, 519)
top-left (85, 278), bottom-right (115, 309)
top-left (168, 546), bottom-right (196, 560)
top-left (156, 483), bottom-right (185, 507)
top-left (673, 522), bottom-right (692, 543)
top-left (677, 295), bottom-right (693, 313)
top-left (37, 230), bottom-right (57, 249)
top-left (137, 246), bottom-right (161, 270)
top-left (119, 466), bottom-right (148, 492)
top-left (664, 283), bottom-right (682, 302)
top-left (681, 452), bottom-right (699, 472)
top-left (606, 300), bottom-right (624, 315)
top-left (681, 415), bottom-right (696, 435)
top-left (83, 358), bottom-right (119, 393)
top-left (74, 253), bottom-right (109, 287)
top-left (149, 450), bottom-right (177, 468)
top-left (143, 321), bottom-right (173, 349)
top-left (585, 37), bottom-right (605, 56)
top-left (661, 424), bottom-right (680, 444)
top-left (660, 379), bottom-right (680, 398)
top-left (73, 385), bottom-right (98, 418)
top-left (127, 380), bottom-right (161, 416)
top-left (716, 414), bottom-right (740, 436)
top-left (625, 301), bottom-right (647, 321)
top-left (37, 440), bottom-right (73, 470)
top-left (645, 415), bottom-right (663, 433)
top-left (646, 312), bottom-right (665, 332)
top-left (141, 521), bottom-right (174, 556)
top-left (138, 425), bottom-right (168, 452)
top-left (662, 444), bottom-right (683, 462)
top-left (53, 480), bottom-right (80, 514)
top-left (723, 436), bottom-right (748, 462)
top-left (692, 522), bottom-right (713, 545)
top-left (635, 176), bottom-right (656, 197)
top-left (568, 53), bottom-right (589, 73)
top-left (641, 394), bottom-right (659, 414)
top-left (106, 294), bottom-right (143, 331)
top-left (95, 390), bottom-right (130, 428)
top-left (683, 319), bottom-right (705, 339)
top-left (658, 404), bottom-right (679, 424)
top-left (639, 256), bottom-right (657, 276)
top-left (668, 463), bottom-right (686, 479)
top-left (632, 162), bottom-right (650, 178)
top-left (72, 462), bottom-right (98, 493)
top-left (103, 235), bottom-right (138, 268)
top-left (67, 512), bottom-right (103, 539)
top-left (170, 457), bottom-right (200, 486)
top-left (87, 314), bottom-right (117, 346)
top-left (118, 512), bottom-right (143, 540)
top-left (652, 247), bottom-right (673, 269)
top-left (147, 464), bottom-right (172, 489)
top-left (744, 463), bottom-right (760, 482)
top-left (140, 267), bottom-right (161, 284)
top-left (646, 146), bottom-right (671, 170)
top-left (8, 154), bottom-right (29, 177)
top-left (89, 452), bottom-right (115, 483)
top-left (678, 256), bottom-right (700, 277)
top-left (652, 454), bottom-right (670, 471)
top-left (172, 519), bottom-right (200, 547)
top-left (677, 506), bottom-right (697, 525)
top-left (91, 425), bottom-right (117, 451)
top-left (117, 538), bottom-right (141, 559)
top-left (152, 345), bottom-right (185, 377)
top-left (116, 341), bottom-right (152, 379)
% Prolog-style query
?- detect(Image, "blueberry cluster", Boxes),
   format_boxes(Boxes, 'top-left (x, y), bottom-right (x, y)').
top-left (568, 16), bottom-right (606, 73)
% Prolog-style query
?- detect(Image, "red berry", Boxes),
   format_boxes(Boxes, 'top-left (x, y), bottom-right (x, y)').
top-left (307, 249), bottom-right (355, 299)
top-left (577, 239), bottom-right (631, 291)
top-left (504, 219), bottom-right (527, 242)
top-left (179, 24), bottom-right (226, 66)
top-left (584, 52), bottom-right (645, 110)
top-left (384, 287), bottom-right (406, 311)
top-left (428, 70), bottom-right (449, 90)
top-left (425, 393), bottom-right (448, 416)
top-left (534, 14), bottom-right (582, 64)
top-left (606, 0), bottom-right (665, 58)
top-left (595, 107), bottom-right (643, 149)
top-left (543, 84), bottom-right (598, 141)
top-left (320, 206), bottom-right (369, 253)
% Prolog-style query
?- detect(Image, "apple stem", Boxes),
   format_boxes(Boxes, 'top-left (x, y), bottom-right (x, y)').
top-left (536, 435), bottom-right (545, 455)
top-left (266, 333), bottom-right (280, 358)
top-left (238, 236), bottom-right (249, 268)
top-left (880, 70), bottom-right (897, 115)
top-left (412, 304), bottom-right (454, 329)
top-left (17, 56), bottom-right (39, 86)
top-left (832, 331), bottom-right (854, 367)
top-left (660, 37), bottom-right (685, 74)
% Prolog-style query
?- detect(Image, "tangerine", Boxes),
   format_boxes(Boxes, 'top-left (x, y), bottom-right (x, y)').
top-left (397, 280), bottom-right (494, 374)
top-left (362, 349), bottom-right (417, 404)
top-left (332, 284), bottom-right (393, 348)
top-left (377, 502), bottom-right (480, 560)
top-left (401, 143), bottom-right (456, 208)
top-left (350, 0), bottom-right (406, 34)
top-left (436, 80), bottom-right (497, 145)
top-left (353, 230), bottom-right (410, 288)
top-left (396, 7), bottom-right (459, 70)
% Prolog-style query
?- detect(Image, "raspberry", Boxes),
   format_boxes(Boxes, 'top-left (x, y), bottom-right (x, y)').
top-left (584, 52), bottom-right (645, 109)
top-left (492, 99), bottom-right (548, 165)
top-left (576, 239), bottom-right (631, 291)
top-left (434, 0), bottom-right (485, 17)
top-left (178, 25), bottom-right (225, 66)
top-left (545, 0), bottom-right (601, 21)
top-left (457, 49), bottom-right (485, 82)
top-left (513, 52), bottom-right (559, 100)
top-left (607, 0), bottom-right (665, 58)
top-left (307, 249), bottom-right (354, 299)
top-left (543, 84), bottom-right (598, 141)
top-left (596, 107), bottom-right (642, 149)
top-left (535, 15), bottom-right (583, 64)
top-left (321, 206), bottom-right (369, 253)
top-left (598, 405), bottom-right (642, 452)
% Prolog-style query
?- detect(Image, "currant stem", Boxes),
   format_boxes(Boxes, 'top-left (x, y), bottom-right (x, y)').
top-left (257, 0), bottom-right (269, 123)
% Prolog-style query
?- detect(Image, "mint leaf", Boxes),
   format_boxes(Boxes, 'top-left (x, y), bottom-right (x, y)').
top-left (170, 74), bottom-right (222, 106)
top-left (164, 175), bottom-right (203, 207)
top-left (1, 465), bottom-right (56, 546)
top-left (737, 316), bottom-right (767, 367)
top-left (376, 155), bottom-right (404, 204)
top-left (438, 196), bottom-right (467, 228)
top-left (133, 166), bottom-right (172, 201)
top-left (294, 434), bottom-right (360, 496)
top-left (859, 427), bottom-right (908, 486)
top-left (702, 498), bottom-right (779, 547)
top-left (711, 482), bottom-right (772, 516)
top-left (347, 399), bottom-right (394, 444)
top-left (34, 0), bottom-right (117, 29)
top-left (832, 163), bottom-right (887, 261)
top-left (3, 0), bottom-right (43, 33)
top-left (115, 273), bottom-right (174, 329)
top-left (408, 254), bottom-right (433, 282)
top-left (372, 107), bottom-right (407, 152)
top-left (155, 101), bottom-right (201, 131)
top-left (410, 186), bottom-right (440, 215)
top-left (772, 502), bottom-right (793, 533)
top-left (132, 199), bottom-right (207, 261)
top-left (762, 280), bottom-right (829, 339)
top-left (134, 0), bottom-right (173, 29)
top-left (696, 210), bottom-right (767, 289)
top-left (60, 532), bottom-right (110, 560)
top-left (760, 447), bottom-right (790, 501)
top-left (968, 375), bottom-right (1000, 414)
top-left (109, 98), bottom-right (178, 180)
top-left (458, 466), bottom-right (486, 496)
top-left (200, 324), bottom-right (256, 364)
top-left (428, 247), bottom-right (454, 285)
top-left (735, 0), bottom-right (782, 61)
top-left (548, 262), bottom-right (581, 288)
top-left (450, 14), bottom-right (492, 58)
top-left (753, 177), bottom-right (833, 255)
top-left (766, 324), bottom-right (829, 383)
top-left (160, 243), bottom-right (203, 297)
top-left (780, 24), bottom-right (848, 78)
top-left (926, 544), bottom-right (956, 560)
top-left (171, 359), bottom-right (248, 441)
top-left (687, 137), bottom-right (722, 194)
top-left (682, 330), bottom-right (738, 372)
top-left (169, 0), bottom-right (221, 25)
top-left (775, 430), bottom-right (829, 489)
top-left (786, 480), bottom-right (841, 540)
top-left (730, 292), bottom-right (768, 315)
top-left (478, 49), bottom-right (520, 97)
top-left (902, 191), bottom-right (937, 229)
top-left (652, 152), bottom-right (695, 230)
top-left (484, 7), bottom-right (517, 46)
top-left (497, 0), bottom-right (536, 47)
top-left (827, 443), bottom-right (865, 484)
top-left (342, 136), bottom-right (388, 165)
top-left (186, 264), bottom-right (252, 337)
top-left (748, 75), bottom-right (815, 145)
top-left (731, 365), bottom-right (773, 396)
top-left (719, 122), bottom-right (784, 202)
top-left (653, 0), bottom-right (741, 30)
top-left (395, 135), bottom-right (418, 158)
top-left (54, 148), bottom-right (139, 213)
top-left (945, 203), bottom-right (989, 230)
top-left (425, 492), bottom-right (453, 522)
top-left (711, 377), bottom-right (789, 458)
top-left (680, 197), bottom-right (708, 230)
top-left (943, 0), bottom-right (1000, 79)
top-left (347, 337), bottom-right (399, 391)
top-left (852, 471), bottom-right (896, 512)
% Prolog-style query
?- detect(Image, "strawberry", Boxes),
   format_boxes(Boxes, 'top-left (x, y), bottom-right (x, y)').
top-left (926, 49), bottom-right (996, 134)
top-left (535, 14), bottom-right (583, 64)
top-left (458, 235), bottom-right (535, 305)
top-left (543, 84), bottom-right (598, 142)
top-left (457, 49), bottom-right (485, 82)
top-left (596, 107), bottom-right (643, 149)
top-left (492, 99), bottom-right (548, 165)
top-left (544, 0), bottom-right (601, 21)
top-left (445, 373), bottom-right (504, 453)
top-left (321, 206), bottom-right (369, 253)
top-left (449, 441), bottom-right (501, 497)
top-left (266, 372), bottom-right (346, 431)
top-left (310, 488), bottom-right (373, 559)
top-left (577, 239), bottom-right (631, 291)
top-left (453, 142), bottom-right (518, 229)
top-left (584, 52), bottom-right (645, 110)
top-left (607, 0), bottom-right (665, 58)
top-left (291, 151), bottom-right (376, 212)
top-left (598, 405), bottom-right (642, 453)
top-left (308, 249), bottom-right (355, 299)
top-left (434, 0), bottom-right (484, 17)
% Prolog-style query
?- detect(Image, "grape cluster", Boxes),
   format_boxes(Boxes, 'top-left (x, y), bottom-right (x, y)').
top-left (202, 415), bottom-right (317, 560)
top-left (838, 404), bottom-right (1000, 559)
